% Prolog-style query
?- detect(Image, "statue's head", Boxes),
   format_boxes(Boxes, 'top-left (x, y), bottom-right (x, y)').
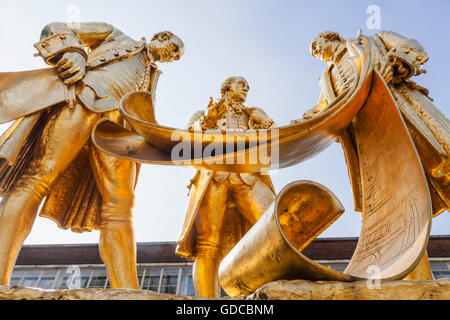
top-left (310, 31), bottom-right (346, 63)
top-left (220, 76), bottom-right (249, 102)
top-left (150, 31), bottom-right (184, 63)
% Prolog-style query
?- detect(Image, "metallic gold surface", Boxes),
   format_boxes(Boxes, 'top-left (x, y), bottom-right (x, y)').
top-left (1, 22), bottom-right (446, 297)
top-left (93, 91), bottom-right (280, 170)
top-left (218, 81), bottom-right (434, 292)
top-left (91, 33), bottom-right (372, 173)
top-left (93, 31), bottom-right (439, 291)
top-left (0, 68), bottom-right (71, 124)
top-left (218, 46), bottom-right (434, 294)
top-left (306, 30), bottom-right (447, 281)
top-left (344, 69), bottom-right (432, 280)
top-left (404, 251), bottom-right (433, 280)
top-left (308, 30), bottom-right (449, 218)
top-left (0, 22), bottom-right (184, 290)
top-left (177, 77), bottom-right (276, 298)
top-left (92, 35), bottom-right (371, 172)
top-left (0, 112), bottom-right (46, 194)
top-left (218, 181), bottom-right (352, 297)
top-left (92, 39), bottom-right (370, 173)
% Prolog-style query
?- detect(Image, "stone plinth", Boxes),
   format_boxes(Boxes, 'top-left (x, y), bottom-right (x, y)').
top-left (1, 279), bottom-right (449, 300)
top-left (247, 279), bottom-right (450, 300)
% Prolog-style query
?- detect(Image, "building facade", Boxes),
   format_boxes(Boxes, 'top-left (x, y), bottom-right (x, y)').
top-left (10, 236), bottom-right (450, 295)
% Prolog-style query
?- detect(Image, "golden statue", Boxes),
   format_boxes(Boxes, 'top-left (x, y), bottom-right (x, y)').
top-left (298, 30), bottom-right (449, 280)
top-left (174, 76), bottom-right (276, 298)
top-left (0, 22), bottom-right (184, 289)
top-left (91, 29), bottom-right (443, 294)
top-left (218, 30), bottom-right (448, 294)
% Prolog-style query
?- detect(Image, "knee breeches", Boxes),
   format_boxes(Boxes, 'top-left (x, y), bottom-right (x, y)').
top-left (15, 104), bottom-right (136, 224)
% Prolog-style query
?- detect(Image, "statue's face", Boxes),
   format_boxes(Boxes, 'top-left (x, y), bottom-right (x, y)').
top-left (312, 38), bottom-right (341, 63)
top-left (227, 78), bottom-right (249, 102)
top-left (150, 39), bottom-right (182, 63)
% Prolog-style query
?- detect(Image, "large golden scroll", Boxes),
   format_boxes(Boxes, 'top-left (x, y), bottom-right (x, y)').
top-left (92, 62), bottom-right (371, 172)
top-left (91, 36), bottom-right (432, 293)
top-left (218, 72), bottom-right (432, 295)
top-left (91, 38), bottom-right (371, 172)
top-left (343, 71), bottom-right (432, 280)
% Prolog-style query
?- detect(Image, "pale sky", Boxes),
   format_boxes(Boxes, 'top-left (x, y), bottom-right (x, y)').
top-left (0, 0), bottom-right (448, 245)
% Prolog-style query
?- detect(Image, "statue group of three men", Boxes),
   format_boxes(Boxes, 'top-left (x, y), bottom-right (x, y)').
top-left (0, 22), bottom-right (447, 298)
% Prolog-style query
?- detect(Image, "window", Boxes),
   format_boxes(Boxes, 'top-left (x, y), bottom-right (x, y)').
top-left (433, 271), bottom-right (450, 279)
top-left (55, 267), bottom-right (91, 289)
top-left (79, 270), bottom-right (92, 288)
top-left (88, 269), bottom-right (108, 288)
top-left (137, 267), bottom-right (146, 288)
top-left (142, 268), bottom-right (161, 291)
top-left (160, 268), bottom-right (178, 294)
top-left (55, 276), bottom-right (70, 289)
top-left (328, 264), bottom-right (347, 272)
top-left (22, 270), bottom-right (41, 288)
top-left (430, 263), bottom-right (449, 270)
top-left (37, 269), bottom-right (58, 289)
top-left (11, 264), bottom-right (198, 295)
top-left (10, 270), bottom-right (25, 286)
top-left (179, 268), bottom-right (195, 296)
top-left (431, 262), bottom-right (450, 279)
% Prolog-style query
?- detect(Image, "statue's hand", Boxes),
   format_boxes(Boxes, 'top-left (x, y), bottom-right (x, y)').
top-left (290, 118), bottom-right (303, 125)
top-left (249, 108), bottom-right (274, 128)
top-left (302, 108), bottom-right (320, 120)
top-left (56, 51), bottom-right (87, 85)
top-left (204, 98), bottom-right (225, 125)
top-left (388, 57), bottom-right (411, 84)
top-left (377, 58), bottom-right (394, 84)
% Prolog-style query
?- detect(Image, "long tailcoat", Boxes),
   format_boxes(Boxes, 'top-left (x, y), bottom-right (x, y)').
top-left (0, 22), bottom-right (160, 232)
top-left (319, 31), bottom-right (449, 217)
top-left (175, 107), bottom-right (276, 261)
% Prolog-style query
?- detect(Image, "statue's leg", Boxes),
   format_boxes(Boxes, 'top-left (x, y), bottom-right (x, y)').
top-left (231, 177), bottom-right (275, 224)
top-left (89, 143), bottom-right (139, 290)
top-left (0, 103), bottom-right (99, 285)
top-left (193, 180), bottom-right (229, 298)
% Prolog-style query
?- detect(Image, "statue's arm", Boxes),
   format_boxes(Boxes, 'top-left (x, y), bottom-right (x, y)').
top-left (304, 92), bottom-right (329, 119)
top-left (35, 22), bottom-right (114, 66)
top-left (34, 22), bottom-right (116, 85)
top-left (59, 22), bottom-right (114, 49)
top-left (247, 107), bottom-right (275, 129)
top-left (291, 92), bottom-right (329, 124)
top-left (377, 30), bottom-right (429, 82)
top-left (377, 30), bottom-right (427, 55)
top-left (187, 98), bottom-right (228, 130)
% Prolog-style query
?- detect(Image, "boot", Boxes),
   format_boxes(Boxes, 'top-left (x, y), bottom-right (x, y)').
top-left (99, 219), bottom-right (140, 290)
top-left (0, 187), bottom-right (41, 285)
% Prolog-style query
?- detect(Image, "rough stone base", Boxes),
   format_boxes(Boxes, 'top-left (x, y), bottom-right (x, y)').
top-left (0, 285), bottom-right (204, 300)
top-left (247, 279), bottom-right (450, 300)
top-left (1, 279), bottom-right (449, 300)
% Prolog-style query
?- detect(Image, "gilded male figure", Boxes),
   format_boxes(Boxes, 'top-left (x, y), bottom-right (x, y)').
top-left (302, 30), bottom-right (449, 279)
top-left (0, 22), bottom-right (184, 289)
top-left (176, 76), bottom-right (276, 298)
